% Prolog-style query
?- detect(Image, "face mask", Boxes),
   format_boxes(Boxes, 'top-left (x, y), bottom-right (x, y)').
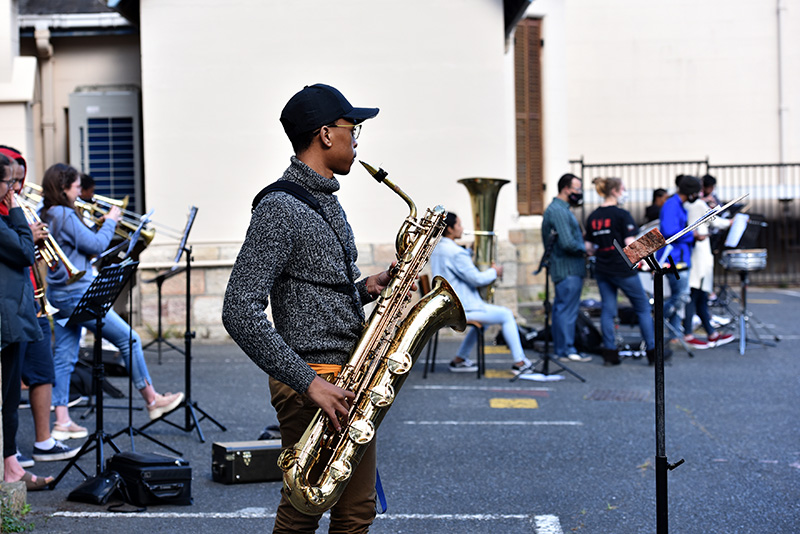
top-left (618, 192), bottom-right (629, 206)
top-left (568, 192), bottom-right (583, 207)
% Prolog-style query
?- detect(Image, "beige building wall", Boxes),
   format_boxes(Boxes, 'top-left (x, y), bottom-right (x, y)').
top-left (135, 0), bottom-right (524, 340)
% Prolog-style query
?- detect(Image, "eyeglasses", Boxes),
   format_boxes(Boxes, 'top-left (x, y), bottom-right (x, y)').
top-left (328, 123), bottom-right (361, 139)
top-left (0, 179), bottom-right (17, 187)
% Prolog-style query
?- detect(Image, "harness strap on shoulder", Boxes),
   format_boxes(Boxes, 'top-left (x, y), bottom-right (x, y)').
top-left (252, 181), bottom-right (321, 213)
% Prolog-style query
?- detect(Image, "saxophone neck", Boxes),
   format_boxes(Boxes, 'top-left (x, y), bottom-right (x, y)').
top-left (359, 161), bottom-right (417, 220)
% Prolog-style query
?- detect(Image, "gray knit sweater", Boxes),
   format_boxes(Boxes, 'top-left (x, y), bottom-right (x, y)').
top-left (222, 157), bottom-right (375, 394)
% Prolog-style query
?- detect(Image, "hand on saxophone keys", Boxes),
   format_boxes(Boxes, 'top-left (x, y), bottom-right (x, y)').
top-left (306, 377), bottom-right (355, 432)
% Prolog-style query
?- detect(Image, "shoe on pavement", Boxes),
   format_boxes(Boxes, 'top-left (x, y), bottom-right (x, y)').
top-left (147, 392), bottom-right (184, 421)
top-left (51, 421), bottom-right (88, 441)
top-left (708, 332), bottom-right (734, 347)
top-left (449, 359), bottom-right (478, 373)
top-left (16, 450), bottom-right (34, 468)
top-left (684, 335), bottom-right (710, 349)
top-left (511, 361), bottom-right (533, 376)
top-left (560, 353), bottom-right (592, 363)
top-left (32, 441), bottom-right (79, 462)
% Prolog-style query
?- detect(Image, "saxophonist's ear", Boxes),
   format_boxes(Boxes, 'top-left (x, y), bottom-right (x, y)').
top-left (320, 125), bottom-right (333, 148)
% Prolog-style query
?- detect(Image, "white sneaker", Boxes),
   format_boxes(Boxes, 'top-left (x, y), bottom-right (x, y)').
top-left (561, 353), bottom-right (593, 363)
top-left (147, 392), bottom-right (184, 420)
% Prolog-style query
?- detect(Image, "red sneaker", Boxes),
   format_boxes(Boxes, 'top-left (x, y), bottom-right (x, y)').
top-left (708, 332), bottom-right (734, 347)
top-left (684, 335), bottom-right (710, 349)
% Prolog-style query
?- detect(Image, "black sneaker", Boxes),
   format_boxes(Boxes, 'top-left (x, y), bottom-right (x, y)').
top-left (15, 450), bottom-right (34, 468)
top-left (449, 359), bottom-right (478, 372)
top-left (32, 441), bottom-right (80, 462)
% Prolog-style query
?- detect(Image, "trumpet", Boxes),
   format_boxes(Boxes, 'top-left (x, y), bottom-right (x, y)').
top-left (23, 182), bottom-right (155, 246)
top-left (74, 198), bottom-right (156, 246)
top-left (15, 193), bottom-right (86, 285)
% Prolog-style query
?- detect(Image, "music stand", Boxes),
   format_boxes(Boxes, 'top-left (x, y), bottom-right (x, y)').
top-left (142, 207), bottom-right (197, 363)
top-left (49, 261), bottom-right (139, 489)
top-left (136, 208), bottom-right (227, 443)
top-left (512, 231), bottom-right (585, 383)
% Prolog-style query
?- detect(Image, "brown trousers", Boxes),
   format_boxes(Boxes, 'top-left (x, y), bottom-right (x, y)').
top-left (269, 377), bottom-right (377, 534)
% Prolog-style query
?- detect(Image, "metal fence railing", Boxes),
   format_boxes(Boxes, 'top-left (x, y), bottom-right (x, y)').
top-left (569, 158), bottom-right (800, 286)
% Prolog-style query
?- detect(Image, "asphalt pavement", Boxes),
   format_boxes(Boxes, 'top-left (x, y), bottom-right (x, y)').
top-left (13, 287), bottom-right (800, 533)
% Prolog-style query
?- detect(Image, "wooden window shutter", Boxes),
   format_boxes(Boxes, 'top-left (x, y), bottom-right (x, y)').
top-left (514, 18), bottom-right (544, 215)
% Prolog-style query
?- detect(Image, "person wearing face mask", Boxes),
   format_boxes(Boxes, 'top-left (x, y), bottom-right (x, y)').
top-left (584, 177), bottom-right (658, 366)
top-left (542, 173), bottom-right (591, 363)
top-left (658, 175), bottom-right (702, 351)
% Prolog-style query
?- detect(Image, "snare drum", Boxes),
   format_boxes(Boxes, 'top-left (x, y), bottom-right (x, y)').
top-left (721, 249), bottom-right (767, 272)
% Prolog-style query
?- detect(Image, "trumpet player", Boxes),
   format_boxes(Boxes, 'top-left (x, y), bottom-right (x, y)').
top-left (223, 84), bottom-right (391, 534)
top-left (0, 146), bottom-right (80, 470)
top-left (40, 163), bottom-right (183, 439)
top-left (0, 152), bottom-right (56, 490)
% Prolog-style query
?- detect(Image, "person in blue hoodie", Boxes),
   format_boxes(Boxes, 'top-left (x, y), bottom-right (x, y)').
top-left (430, 212), bottom-right (532, 374)
top-left (40, 163), bottom-right (183, 442)
top-left (658, 175), bottom-right (702, 345)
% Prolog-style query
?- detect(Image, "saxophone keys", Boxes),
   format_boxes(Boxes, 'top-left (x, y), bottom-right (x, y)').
top-left (329, 459), bottom-right (352, 482)
top-left (369, 384), bottom-right (395, 407)
top-left (277, 448), bottom-right (297, 470)
top-left (348, 419), bottom-right (375, 445)
top-left (386, 350), bottom-right (412, 375)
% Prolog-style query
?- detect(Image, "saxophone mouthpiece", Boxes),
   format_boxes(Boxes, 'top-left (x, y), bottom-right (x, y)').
top-left (359, 160), bottom-right (388, 183)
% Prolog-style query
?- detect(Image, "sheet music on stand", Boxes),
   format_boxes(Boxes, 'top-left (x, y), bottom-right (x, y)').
top-left (61, 260), bottom-right (139, 329)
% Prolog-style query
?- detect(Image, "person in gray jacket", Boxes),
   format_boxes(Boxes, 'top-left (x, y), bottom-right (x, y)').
top-left (222, 84), bottom-right (391, 534)
top-left (430, 212), bottom-right (532, 374)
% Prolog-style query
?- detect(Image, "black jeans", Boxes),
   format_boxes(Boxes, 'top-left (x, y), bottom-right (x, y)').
top-left (1, 342), bottom-right (23, 459)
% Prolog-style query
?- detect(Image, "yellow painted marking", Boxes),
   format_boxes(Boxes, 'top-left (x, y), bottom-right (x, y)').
top-left (748, 299), bottom-right (779, 304)
top-left (484, 369), bottom-right (515, 379)
top-left (484, 346), bottom-right (511, 354)
top-left (490, 398), bottom-right (539, 409)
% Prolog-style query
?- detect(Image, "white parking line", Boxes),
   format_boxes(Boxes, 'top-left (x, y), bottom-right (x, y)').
top-left (52, 509), bottom-right (563, 531)
top-left (404, 420), bottom-right (582, 426)
top-left (412, 385), bottom-right (553, 391)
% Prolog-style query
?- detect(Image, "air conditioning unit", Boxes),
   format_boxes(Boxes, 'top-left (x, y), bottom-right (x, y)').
top-left (68, 87), bottom-right (142, 213)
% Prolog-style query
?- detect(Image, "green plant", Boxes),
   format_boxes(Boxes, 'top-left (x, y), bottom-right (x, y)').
top-left (1, 499), bottom-right (33, 533)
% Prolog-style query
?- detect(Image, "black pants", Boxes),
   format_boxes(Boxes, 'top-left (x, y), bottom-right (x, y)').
top-left (1, 342), bottom-right (23, 459)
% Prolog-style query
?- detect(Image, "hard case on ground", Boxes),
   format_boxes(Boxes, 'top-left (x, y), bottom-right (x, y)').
top-left (106, 451), bottom-right (192, 506)
top-left (211, 439), bottom-right (283, 484)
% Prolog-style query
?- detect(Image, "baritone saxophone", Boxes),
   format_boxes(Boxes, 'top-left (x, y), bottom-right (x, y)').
top-left (278, 161), bottom-right (466, 515)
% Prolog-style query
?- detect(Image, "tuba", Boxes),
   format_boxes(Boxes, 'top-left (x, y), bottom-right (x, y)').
top-left (458, 178), bottom-right (509, 301)
top-left (278, 161), bottom-right (466, 515)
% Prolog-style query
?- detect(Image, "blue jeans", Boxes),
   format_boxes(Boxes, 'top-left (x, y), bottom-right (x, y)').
top-left (595, 273), bottom-right (655, 351)
top-left (664, 272), bottom-right (690, 342)
top-left (684, 287), bottom-right (715, 337)
top-left (459, 304), bottom-right (526, 363)
top-left (47, 285), bottom-right (152, 407)
top-left (552, 275), bottom-right (583, 357)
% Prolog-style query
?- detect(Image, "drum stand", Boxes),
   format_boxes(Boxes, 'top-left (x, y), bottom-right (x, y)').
top-left (727, 269), bottom-right (781, 355)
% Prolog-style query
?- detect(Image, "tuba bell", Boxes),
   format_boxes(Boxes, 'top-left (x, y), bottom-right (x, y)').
top-left (458, 177), bottom-right (509, 301)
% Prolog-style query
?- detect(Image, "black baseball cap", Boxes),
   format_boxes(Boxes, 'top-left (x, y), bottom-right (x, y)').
top-left (280, 84), bottom-right (379, 138)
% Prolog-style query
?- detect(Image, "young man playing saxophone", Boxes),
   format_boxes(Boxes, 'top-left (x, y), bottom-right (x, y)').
top-left (223, 84), bottom-right (391, 534)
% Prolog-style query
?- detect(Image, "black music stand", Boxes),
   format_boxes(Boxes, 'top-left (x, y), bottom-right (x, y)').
top-left (49, 261), bottom-right (138, 489)
top-left (136, 208), bottom-right (227, 443)
top-left (142, 208), bottom-right (197, 364)
top-left (513, 231), bottom-right (585, 383)
top-left (614, 240), bottom-right (685, 534)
